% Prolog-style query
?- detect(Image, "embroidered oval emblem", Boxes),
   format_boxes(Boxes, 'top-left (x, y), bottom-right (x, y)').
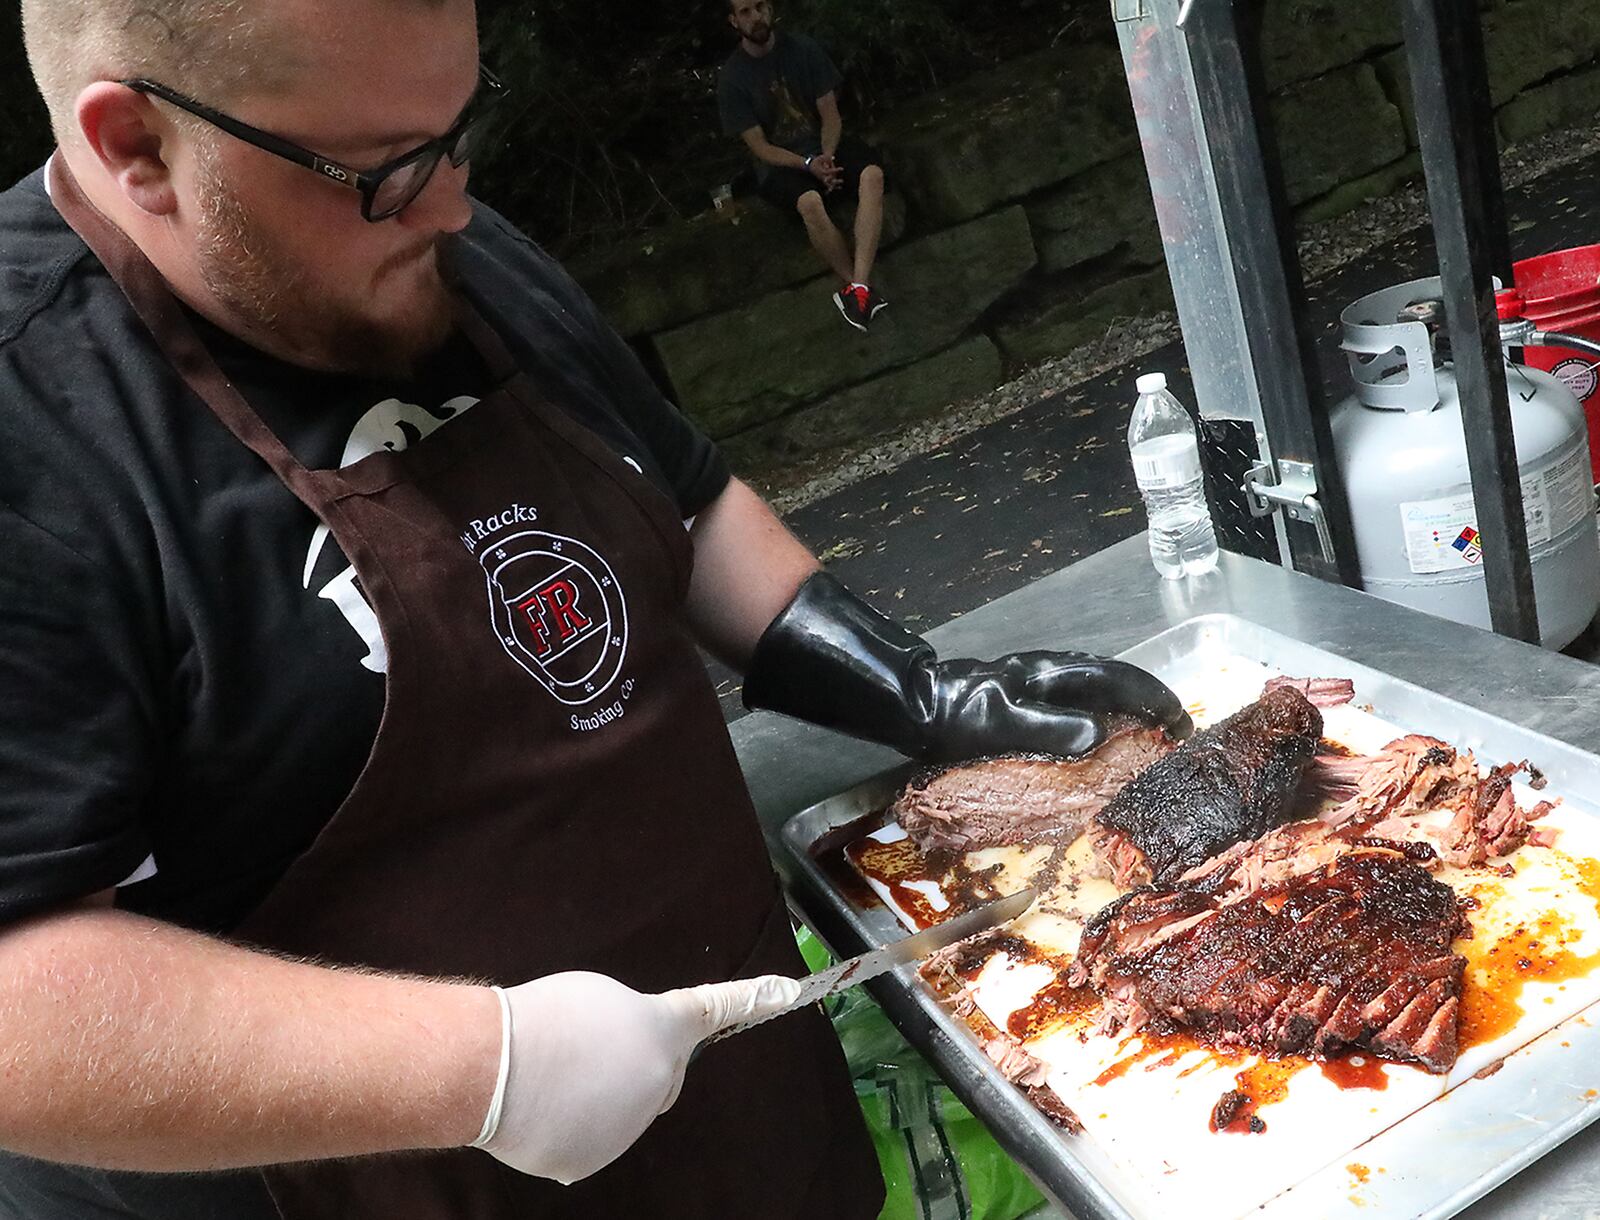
top-left (481, 531), bottom-right (629, 705)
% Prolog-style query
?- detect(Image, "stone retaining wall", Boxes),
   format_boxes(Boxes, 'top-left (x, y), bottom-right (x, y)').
top-left (570, 0), bottom-right (1600, 476)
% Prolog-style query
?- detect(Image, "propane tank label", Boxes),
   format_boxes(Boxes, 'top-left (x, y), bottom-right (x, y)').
top-left (1399, 494), bottom-right (1483, 573)
top-left (1399, 445), bottom-right (1593, 574)
top-left (1522, 444), bottom-right (1593, 547)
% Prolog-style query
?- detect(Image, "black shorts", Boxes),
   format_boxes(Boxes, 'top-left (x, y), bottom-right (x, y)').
top-left (756, 137), bottom-right (883, 214)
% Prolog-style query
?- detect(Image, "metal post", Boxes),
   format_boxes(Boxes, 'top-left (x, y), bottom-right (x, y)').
top-left (1457, 2), bottom-right (1514, 287)
top-left (1400, 0), bottom-right (1539, 643)
top-left (1179, 0), bottom-right (1361, 586)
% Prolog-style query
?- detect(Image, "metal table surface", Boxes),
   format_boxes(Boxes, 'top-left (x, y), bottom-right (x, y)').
top-left (730, 535), bottom-right (1600, 1219)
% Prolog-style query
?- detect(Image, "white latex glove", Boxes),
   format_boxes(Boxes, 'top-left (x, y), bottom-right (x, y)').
top-left (469, 970), bottom-right (803, 1184)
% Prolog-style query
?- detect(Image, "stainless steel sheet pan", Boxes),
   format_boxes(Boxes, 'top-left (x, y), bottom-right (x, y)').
top-left (780, 613), bottom-right (1600, 1220)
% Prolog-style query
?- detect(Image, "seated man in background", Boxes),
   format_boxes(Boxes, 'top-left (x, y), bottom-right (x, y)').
top-left (718, 0), bottom-right (889, 332)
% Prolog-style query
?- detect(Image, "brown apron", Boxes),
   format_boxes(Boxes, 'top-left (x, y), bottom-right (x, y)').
top-left (49, 159), bottom-right (882, 1220)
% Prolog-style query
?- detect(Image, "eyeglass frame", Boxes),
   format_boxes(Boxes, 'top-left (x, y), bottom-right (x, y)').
top-left (118, 64), bottom-right (506, 222)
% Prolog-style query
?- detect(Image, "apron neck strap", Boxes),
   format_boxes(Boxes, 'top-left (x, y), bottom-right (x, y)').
top-left (451, 292), bottom-right (520, 387)
top-left (47, 154), bottom-right (319, 494)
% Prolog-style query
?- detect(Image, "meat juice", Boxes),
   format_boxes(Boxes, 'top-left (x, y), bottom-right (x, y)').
top-left (846, 835), bottom-right (946, 928)
top-left (810, 810), bottom-right (889, 912)
top-left (1455, 850), bottom-right (1600, 1049)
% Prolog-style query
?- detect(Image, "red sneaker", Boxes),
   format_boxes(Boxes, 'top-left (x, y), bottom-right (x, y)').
top-left (832, 283), bottom-right (871, 333)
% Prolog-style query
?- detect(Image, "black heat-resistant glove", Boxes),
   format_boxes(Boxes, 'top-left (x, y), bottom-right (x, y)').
top-left (742, 572), bottom-right (1193, 763)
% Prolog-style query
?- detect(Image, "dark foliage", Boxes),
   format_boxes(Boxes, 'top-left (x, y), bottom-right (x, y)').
top-left (0, 1), bottom-right (1094, 254)
top-left (1, 8), bottom-right (53, 185)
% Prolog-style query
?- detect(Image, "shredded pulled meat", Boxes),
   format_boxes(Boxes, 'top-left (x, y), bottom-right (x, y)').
top-left (921, 943), bottom-right (1056, 1090)
top-left (1311, 736), bottom-right (1557, 865)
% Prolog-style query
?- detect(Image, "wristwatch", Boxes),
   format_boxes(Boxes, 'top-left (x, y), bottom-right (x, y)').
top-left (804, 155), bottom-right (815, 169)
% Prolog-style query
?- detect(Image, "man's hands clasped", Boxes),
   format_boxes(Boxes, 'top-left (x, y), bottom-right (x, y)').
top-left (807, 152), bottom-right (843, 192)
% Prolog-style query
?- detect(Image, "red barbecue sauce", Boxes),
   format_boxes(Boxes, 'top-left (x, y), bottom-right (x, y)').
top-left (1320, 1055), bottom-right (1388, 1090)
top-left (1006, 976), bottom-right (1099, 1041)
top-left (846, 835), bottom-right (946, 928)
top-left (1208, 1057), bottom-right (1307, 1134)
top-left (1090, 1030), bottom-right (1389, 1133)
top-left (1457, 853), bottom-right (1600, 1050)
top-left (810, 810), bottom-right (889, 911)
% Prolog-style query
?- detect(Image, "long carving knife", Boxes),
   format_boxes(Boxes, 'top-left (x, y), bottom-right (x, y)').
top-left (704, 886), bottom-right (1037, 1046)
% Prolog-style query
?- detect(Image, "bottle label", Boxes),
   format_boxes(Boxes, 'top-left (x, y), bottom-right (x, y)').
top-left (1131, 435), bottom-right (1203, 490)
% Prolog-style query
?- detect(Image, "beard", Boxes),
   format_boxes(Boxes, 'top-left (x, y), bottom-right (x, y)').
top-left (192, 157), bottom-right (457, 378)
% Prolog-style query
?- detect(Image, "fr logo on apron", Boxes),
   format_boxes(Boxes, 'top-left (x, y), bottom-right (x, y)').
top-left (475, 526), bottom-right (629, 705)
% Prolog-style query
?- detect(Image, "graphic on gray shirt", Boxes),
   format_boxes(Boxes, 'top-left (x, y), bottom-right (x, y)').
top-left (717, 32), bottom-right (843, 179)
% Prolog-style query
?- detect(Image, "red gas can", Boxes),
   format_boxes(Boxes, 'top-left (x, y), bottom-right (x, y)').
top-left (1514, 243), bottom-right (1600, 480)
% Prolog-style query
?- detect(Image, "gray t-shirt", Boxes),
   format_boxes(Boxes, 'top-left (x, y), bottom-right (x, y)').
top-left (717, 32), bottom-right (843, 179)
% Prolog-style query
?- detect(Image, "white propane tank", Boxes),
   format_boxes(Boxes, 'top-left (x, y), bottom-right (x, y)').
top-left (1331, 275), bottom-right (1600, 649)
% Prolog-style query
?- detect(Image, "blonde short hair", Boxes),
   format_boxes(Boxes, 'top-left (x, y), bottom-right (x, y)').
top-left (20, 1), bottom-right (302, 144)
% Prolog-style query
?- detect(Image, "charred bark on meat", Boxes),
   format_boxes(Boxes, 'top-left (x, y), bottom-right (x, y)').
top-left (1092, 688), bottom-right (1323, 886)
top-left (1076, 851), bottom-right (1469, 1073)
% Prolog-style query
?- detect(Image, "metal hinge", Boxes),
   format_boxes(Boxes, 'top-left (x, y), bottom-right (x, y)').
top-left (1244, 459), bottom-right (1336, 564)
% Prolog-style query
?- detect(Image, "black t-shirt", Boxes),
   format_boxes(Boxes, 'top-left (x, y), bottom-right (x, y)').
top-left (717, 31), bottom-right (843, 178)
top-left (0, 163), bottom-right (729, 936)
top-left (0, 163), bottom-right (732, 1216)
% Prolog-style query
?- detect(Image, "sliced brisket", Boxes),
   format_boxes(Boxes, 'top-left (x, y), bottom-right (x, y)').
top-left (1091, 688), bottom-right (1323, 886)
top-left (1075, 850), bottom-right (1468, 1073)
top-left (891, 727), bottom-right (1174, 854)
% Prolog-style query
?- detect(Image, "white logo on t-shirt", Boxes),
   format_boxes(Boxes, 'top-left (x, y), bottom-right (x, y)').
top-left (305, 395), bottom-right (480, 673)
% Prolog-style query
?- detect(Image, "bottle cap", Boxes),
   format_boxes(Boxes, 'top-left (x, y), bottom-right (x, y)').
top-left (1136, 372), bottom-right (1167, 394)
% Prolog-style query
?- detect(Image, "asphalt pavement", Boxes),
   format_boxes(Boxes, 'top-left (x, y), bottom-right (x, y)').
top-left (714, 144), bottom-right (1600, 718)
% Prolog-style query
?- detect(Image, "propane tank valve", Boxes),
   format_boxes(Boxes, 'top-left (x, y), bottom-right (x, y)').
top-left (1496, 288), bottom-right (1536, 347)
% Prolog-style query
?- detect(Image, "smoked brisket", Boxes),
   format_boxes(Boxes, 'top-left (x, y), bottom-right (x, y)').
top-left (891, 727), bottom-right (1174, 854)
top-left (1075, 849), bottom-right (1468, 1073)
top-left (1091, 688), bottom-right (1323, 886)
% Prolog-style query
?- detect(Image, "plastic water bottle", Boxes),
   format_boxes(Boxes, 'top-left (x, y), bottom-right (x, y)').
top-left (1128, 372), bottom-right (1219, 580)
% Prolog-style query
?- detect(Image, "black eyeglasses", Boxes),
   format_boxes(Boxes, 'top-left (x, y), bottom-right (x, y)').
top-left (120, 65), bottom-right (506, 222)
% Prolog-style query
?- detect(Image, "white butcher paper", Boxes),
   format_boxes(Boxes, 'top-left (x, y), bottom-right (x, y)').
top-left (853, 652), bottom-right (1600, 1220)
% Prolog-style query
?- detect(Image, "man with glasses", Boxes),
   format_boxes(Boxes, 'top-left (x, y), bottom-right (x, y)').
top-left (0, 1), bottom-right (1187, 1216)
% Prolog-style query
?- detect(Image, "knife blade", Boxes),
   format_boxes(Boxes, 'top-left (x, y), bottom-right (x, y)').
top-left (704, 886), bottom-right (1038, 1045)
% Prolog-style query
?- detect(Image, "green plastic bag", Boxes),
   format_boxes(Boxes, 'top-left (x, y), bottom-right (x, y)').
top-left (798, 926), bottom-right (1046, 1220)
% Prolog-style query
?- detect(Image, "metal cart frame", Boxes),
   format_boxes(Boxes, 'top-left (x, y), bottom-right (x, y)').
top-left (1113, 0), bottom-right (1540, 642)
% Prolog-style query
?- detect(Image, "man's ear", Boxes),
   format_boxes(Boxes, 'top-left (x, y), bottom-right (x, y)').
top-left (75, 82), bottom-right (181, 217)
